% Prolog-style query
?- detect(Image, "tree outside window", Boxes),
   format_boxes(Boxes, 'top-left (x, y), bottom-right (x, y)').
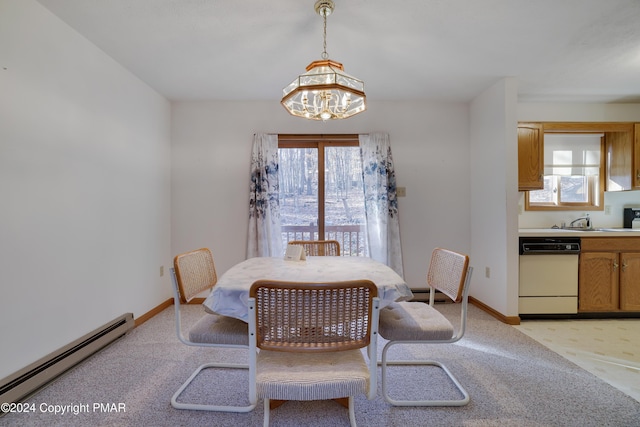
top-left (278, 136), bottom-right (368, 256)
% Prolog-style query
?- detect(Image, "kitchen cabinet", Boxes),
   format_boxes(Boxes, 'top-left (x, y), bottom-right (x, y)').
top-left (606, 130), bottom-right (634, 191)
top-left (518, 123), bottom-right (543, 191)
top-left (579, 252), bottom-right (618, 311)
top-left (605, 123), bottom-right (640, 191)
top-left (519, 122), bottom-right (638, 193)
top-left (579, 238), bottom-right (640, 312)
top-left (620, 252), bottom-right (640, 310)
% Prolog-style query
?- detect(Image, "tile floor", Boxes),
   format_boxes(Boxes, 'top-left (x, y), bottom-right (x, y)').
top-left (514, 318), bottom-right (640, 403)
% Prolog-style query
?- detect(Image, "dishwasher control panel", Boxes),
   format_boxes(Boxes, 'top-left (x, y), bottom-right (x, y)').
top-left (519, 237), bottom-right (581, 254)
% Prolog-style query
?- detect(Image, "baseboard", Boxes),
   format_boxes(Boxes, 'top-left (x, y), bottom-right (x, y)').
top-left (133, 297), bottom-right (206, 328)
top-left (469, 297), bottom-right (521, 325)
top-left (161, 292), bottom-right (526, 331)
top-left (134, 298), bottom-right (173, 328)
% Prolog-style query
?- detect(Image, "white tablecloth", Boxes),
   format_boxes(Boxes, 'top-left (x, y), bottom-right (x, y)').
top-left (204, 256), bottom-right (413, 322)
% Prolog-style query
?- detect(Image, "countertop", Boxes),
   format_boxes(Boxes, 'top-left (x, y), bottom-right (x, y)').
top-left (519, 228), bottom-right (640, 237)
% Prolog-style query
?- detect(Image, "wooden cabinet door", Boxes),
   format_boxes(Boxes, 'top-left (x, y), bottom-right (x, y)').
top-left (518, 123), bottom-right (544, 191)
top-left (579, 252), bottom-right (619, 312)
top-left (620, 252), bottom-right (640, 311)
top-left (605, 131), bottom-right (633, 191)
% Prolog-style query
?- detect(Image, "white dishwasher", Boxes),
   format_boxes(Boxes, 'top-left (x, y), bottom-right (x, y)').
top-left (519, 237), bottom-right (581, 315)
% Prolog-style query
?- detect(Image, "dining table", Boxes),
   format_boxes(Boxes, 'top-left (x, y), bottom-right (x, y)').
top-left (203, 256), bottom-right (413, 322)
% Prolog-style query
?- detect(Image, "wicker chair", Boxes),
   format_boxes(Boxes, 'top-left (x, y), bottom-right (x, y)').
top-left (248, 280), bottom-right (380, 427)
top-left (378, 248), bottom-right (473, 406)
top-left (170, 248), bottom-right (256, 412)
top-left (287, 239), bottom-right (341, 256)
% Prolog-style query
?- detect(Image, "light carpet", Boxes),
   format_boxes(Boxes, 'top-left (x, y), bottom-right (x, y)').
top-left (2, 303), bottom-right (639, 427)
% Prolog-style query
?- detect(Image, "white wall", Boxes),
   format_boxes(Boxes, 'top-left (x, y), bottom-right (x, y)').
top-left (469, 78), bottom-right (520, 317)
top-left (517, 103), bottom-right (640, 229)
top-left (171, 100), bottom-right (471, 294)
top-left (0, 0), bottom-right (172, 379)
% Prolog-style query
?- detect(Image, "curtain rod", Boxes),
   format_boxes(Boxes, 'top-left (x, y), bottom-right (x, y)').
top-left (277, 134), bottom-right (362, 141)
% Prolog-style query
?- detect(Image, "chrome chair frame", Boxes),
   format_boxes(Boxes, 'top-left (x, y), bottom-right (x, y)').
top-left (379, 248), bottom-right (473, 406)
top-left (170, 248), bottom-right (256, 412)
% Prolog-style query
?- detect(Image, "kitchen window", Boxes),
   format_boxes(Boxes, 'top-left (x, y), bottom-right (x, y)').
top-left (525, 133), bottom-right (604, 211)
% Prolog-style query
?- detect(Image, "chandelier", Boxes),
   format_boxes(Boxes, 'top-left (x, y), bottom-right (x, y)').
top-left (281, 0), bottom-right (366, 121)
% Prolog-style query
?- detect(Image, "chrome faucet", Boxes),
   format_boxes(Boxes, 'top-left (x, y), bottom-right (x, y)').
top-left (569, 214), bottom-right (591, 229)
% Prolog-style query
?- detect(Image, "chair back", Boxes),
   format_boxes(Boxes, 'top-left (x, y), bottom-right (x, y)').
top-left (249, 280), bottom-right (377, 353)
top-left (173, 248), bottom-right (217, 303)
top-left (427, 248), bottom-right (470, 303)
top-left (287, 240), bottom-right (341, 256)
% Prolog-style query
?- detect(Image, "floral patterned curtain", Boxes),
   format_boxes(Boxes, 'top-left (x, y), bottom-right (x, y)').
top-left (247, 133), bottom-right (283, 258)
top-left (359, 132), bottom-right (404, 277)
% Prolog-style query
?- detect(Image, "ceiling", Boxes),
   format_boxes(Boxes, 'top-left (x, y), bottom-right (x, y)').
top-left (36, 0), bottom-right (640, 103)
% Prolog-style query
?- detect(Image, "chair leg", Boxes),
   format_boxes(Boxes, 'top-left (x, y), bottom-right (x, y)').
top-left (171, 362), bottom-right (257, 412)
top-left (347, 396), bottom-right (357, 427)
top-left (263, 399), bottom-right (270, 427)
top-left (262, 397), bottom-right (356, 425)
top-left (380, 342), bottom-right (470, 407)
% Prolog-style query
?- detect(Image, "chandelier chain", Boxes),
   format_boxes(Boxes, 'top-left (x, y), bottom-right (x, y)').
top-left (322, 11), bottom-right (328, 59)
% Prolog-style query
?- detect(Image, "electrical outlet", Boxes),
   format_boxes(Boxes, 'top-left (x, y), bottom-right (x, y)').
top-left (396, 186), bottom-right (406, 197)
top-left (160, 266), bottom-right (164, 277)
top-left (605, 205), bottom-right (611, 215)
top-left (519, 204), bottom-right (523, 214)
top-left (485, 267), bottom-right (490, 278)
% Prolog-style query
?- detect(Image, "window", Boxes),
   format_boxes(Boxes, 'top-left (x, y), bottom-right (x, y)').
top-left (526, 133), bottom-right (604, 211)
top-left (278, 135), bottom-right (368, 256)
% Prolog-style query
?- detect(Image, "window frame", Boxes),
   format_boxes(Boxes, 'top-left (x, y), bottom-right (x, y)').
top-left (523, 124), bottom-right (624, 212)
top-left (525, 136), bottom-right (605, 211)
top-left (278, 134), bottom-right (359, 240)
top-left (526, 174), bottom-right (601, 210)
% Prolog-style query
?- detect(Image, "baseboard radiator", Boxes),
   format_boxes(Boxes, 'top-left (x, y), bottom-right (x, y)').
top-left (0, 313), bottom-right (134, 406)
top-left (410, 290), bottom-right (451, 303)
